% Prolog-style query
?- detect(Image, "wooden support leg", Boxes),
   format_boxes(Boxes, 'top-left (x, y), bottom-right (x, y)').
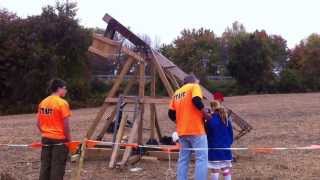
top-left (149, 104), bottom-right (156, 140)
top-left (138, 105), bottom-right (144, 144)
top-left (154, 109), bottom-right (162, 140)
top-left (149, 64), bottom-right (157, 140)
top-left (96, 109), bottom-right (117, 140)
top-left (118, 110), bottom-right (142, 167)
top-left (109, 115), bottom-right (128, 168)
top-left (86, 103), bottom-right (110, 139)
top-left (71, 138), bottom-right (87, 180)
top-left (138, 61), bottom-right (145, 144)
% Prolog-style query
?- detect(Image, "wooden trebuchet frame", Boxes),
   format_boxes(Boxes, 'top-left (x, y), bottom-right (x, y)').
top-left (71, 13), bottom-right (253, 180)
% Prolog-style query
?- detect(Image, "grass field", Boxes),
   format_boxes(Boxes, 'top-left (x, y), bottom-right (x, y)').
top-left (1, 93), bottom-right (320, 180)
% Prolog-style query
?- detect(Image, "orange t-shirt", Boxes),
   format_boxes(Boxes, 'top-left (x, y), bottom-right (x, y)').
top-left (37, 95), bottom-right (71, 140)
top-left (169, 83), bottom-right (205, 136)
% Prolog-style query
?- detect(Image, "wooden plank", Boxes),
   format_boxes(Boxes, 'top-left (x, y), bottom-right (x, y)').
top-left (96, 109), bottom-right (116, 140)
top-left (151, 51), bottom-right (174, 96)
top-left (165, 71), bottom-right (180, 89)
top-left (150, 64), bottom-right (157, 140)
top-left (89, 35), bottom-right (119, 57)
top-left (89, 34), bottom-right (145, 62)
top-left (86, 104), bottom-right (109, 139)
top-left (88, 46), bottom-right (117, 59)
top-left (154, 109), bottom-right (162, 140)
top-left (118, 110), bottom-right (142, 167)
top-left (109, 115), bottom-right (128, 168)
top-left (72, 138), bottom-right (87, 180)
top-left (152, 50), bottom-right (213, 101)
top-left (138, 61), bottom-right (145, 144)
top-left (107, 57), bottom-right (135, 98)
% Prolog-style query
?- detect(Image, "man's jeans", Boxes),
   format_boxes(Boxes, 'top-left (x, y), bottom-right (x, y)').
top-left (39, 137), bottom-right (69, 180)
top-left (177, 135), bottom-right (208, 180)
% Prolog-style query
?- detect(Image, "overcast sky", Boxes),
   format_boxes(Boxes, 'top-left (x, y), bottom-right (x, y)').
top-left (1, 0), bottom-right (319, 48)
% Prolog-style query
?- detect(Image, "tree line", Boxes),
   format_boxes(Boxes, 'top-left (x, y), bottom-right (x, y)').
top-left (160, 22), bottom-right (320, 95)
top-left (0, 3), bottom-right (97, 114)
top-left (1, 2), bottom-right (319, 114)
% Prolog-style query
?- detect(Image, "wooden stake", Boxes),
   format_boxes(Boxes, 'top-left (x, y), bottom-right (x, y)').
top-left (72, 138), bottom-right (87, 180)
top-left (109, 115), bottom-right (128, 168)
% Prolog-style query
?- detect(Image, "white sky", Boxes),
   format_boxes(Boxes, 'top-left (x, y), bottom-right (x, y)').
top-left (1, 0), bottom-right (319, 48)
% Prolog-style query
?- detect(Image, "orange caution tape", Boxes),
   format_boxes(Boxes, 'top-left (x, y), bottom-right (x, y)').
top-left (122, 143), bottom-right (139, 148)
top-left (252, 147), bottom-right (274, 154)
top-left (86, 140), bottom-right (98, 148)
top-left (29, 142), bottom-right (43, 148)
top-left (67, 141), bottom-right (81, 154)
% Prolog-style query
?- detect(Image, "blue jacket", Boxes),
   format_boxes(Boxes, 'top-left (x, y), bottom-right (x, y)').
top-left (206, 112), bottom-right (233, 161)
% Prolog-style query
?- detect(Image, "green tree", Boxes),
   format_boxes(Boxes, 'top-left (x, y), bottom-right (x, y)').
top-left (160, 28), bottom-right (221, 83)
top-left (0, 3), bottom-right (92, 114)
top-left (288, 34), bottom-right (320, 91)
top-left (227, 30), bottom-right (288, 92)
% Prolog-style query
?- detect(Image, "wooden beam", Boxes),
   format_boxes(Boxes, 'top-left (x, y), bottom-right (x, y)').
top-left (109, 115), bottom-right (128, 168)
top-left (165, 71), bottom-right (180, 89)
top-left (72, 138), bottom-right (87, 180)
top-left (151, 52), bottom-right (174, 96)
top-left (89, 34), bottom-right (145, 62)
top-left (154, 109), bottom-right (162, 140)
top-left (150, 64), bottom-right (157, 140)
top-left (138, 61), bottom-right (145, 144)
top-left (96, 109), bottom-right (117, 140)
top-left (107, 57), bottom-right (135, 98)
top-left (152, 50), bottom-right (213, 101)
top-left (118, 109), bottom-right (142, 167)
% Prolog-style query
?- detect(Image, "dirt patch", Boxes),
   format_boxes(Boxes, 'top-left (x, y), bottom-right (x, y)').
top-left (1, 93), bottom-right (320, 179)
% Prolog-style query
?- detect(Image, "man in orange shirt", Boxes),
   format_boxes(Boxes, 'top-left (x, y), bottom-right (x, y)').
top-left (168, 75), bottom-right (209, 180)
top-left (37, 79), bottom-right (71, 180)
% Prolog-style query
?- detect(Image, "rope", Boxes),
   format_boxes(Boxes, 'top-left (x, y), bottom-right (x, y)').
top-left (165, 150), bottom-right (175, 180)
top-left (1, 141), bottom-right (320, 152)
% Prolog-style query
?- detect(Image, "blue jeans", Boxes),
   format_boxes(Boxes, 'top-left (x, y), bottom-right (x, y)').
top-left (177, 135), bottom-right (208, 180)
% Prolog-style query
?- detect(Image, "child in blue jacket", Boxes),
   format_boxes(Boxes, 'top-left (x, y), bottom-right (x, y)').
top-left (206, 100), bottom-right (233, 180)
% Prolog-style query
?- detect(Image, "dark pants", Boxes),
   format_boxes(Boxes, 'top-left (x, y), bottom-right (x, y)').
top-left (39, 137), bottom-right (69, 180)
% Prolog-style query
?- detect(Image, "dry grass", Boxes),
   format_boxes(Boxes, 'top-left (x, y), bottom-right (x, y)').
top-left (1, 93), bottom-right (320, 180)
